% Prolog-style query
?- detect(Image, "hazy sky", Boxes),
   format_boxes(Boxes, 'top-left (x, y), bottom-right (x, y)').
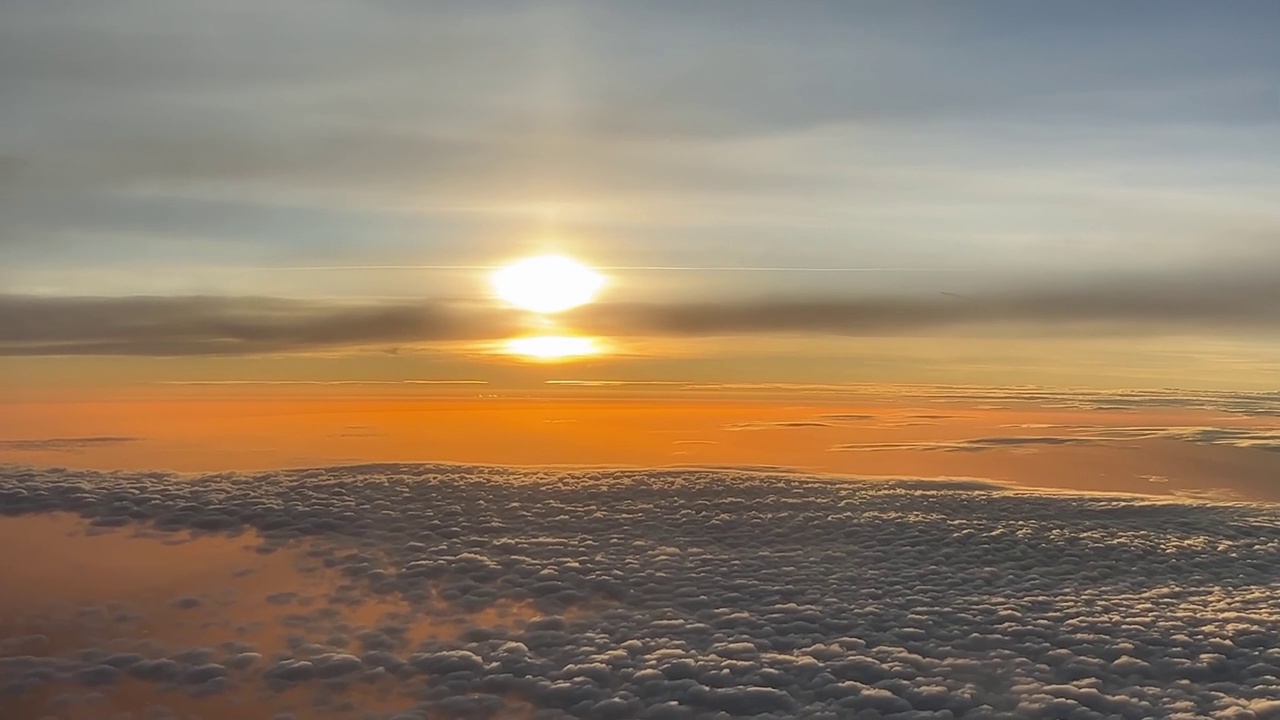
top-left (1, 0), bottom-right (1278, 388)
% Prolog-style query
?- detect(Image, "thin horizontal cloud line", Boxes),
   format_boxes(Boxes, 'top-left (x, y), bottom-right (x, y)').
top-left (0, 436), bottom-right (141, 452)
top-left (830, 436), bottom-right (1104, 453)
top-left (544, 380), bottom-right (691, 387)
top-left (271, 265), bottom-right (973, 273)
top-left (543, 380), bottom-right (856, 392)
top-left (157, 380), bottom-right (488, 386)
top-left (603, 266), bottom-right (974, 273)
top-left (724, 421), bottom-right (837, 430)
top-left (275, 265), bottom-right (498, 271)
top-left (829, 425), bottom-right (1280, 454)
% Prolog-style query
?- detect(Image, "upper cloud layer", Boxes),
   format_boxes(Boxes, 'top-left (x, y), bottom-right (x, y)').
top-left (1, 1), bottom-right (1277, 304)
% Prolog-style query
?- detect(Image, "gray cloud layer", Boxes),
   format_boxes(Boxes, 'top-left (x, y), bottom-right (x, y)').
top-left (0, 295), bottom-right (515, 355)
top-left (2, 266), bottom-right (1279, 355)
top-left (575, 269), bottom-right (1280, 337)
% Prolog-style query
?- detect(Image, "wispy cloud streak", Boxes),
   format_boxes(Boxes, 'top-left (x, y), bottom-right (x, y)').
top-left (158, 380), bottom-right (487, 386)
top-left (0, 436), bottom-right (140, 452)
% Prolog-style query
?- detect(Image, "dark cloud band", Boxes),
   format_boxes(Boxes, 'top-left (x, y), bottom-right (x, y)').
top-left (1, 268), bottom-right (1279, 355)
top-left (0, 295), bottom-right (515, 356)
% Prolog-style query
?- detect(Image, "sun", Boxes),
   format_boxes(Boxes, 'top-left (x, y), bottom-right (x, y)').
top-left (505, 335), bottom-right (599, 360)
top-left (491, 255), bottom-right (605, 314)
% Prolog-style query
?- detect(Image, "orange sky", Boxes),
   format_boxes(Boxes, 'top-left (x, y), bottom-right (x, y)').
top-left (5, 390), bottom-right (1279, 503)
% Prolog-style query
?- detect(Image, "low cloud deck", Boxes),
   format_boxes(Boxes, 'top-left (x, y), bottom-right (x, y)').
top-left (1, 464), bottom-right (1279, 719)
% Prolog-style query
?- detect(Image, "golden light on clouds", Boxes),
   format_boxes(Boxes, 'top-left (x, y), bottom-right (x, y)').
top-left (505, 335), bottom-right (600, 361)
top-left (491, 255), bottom-right (605, 314)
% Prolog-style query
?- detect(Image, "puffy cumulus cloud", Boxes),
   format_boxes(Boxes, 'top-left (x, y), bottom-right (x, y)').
top-left (3, 463), bottom-right (1280, 718)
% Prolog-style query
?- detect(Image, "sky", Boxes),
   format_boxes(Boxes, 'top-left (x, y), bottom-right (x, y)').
top-left (1, 0), bottom-right (1279, 463)
top-left (2, 0), bottom-right (1279, 391)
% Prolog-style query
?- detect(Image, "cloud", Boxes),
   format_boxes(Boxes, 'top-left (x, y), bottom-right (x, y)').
top-left (682, 383), bottom-right (1280, 418)
top-left (3, 462), bottom-right (1280, 718)
top-left (832, 436), bottom-right (1103, 453)
top-left (723, 421), bottom-right (835, 431)
top-left (1, 0), bottom-right (1277, 335)
top-left (3, 264), bottom-right (1280, 356)
top-left (877, 385), bottom-right (1280, 417)
top-left (1081, 425), bottom-right (1280, 451)
top-left (159, 380), bottom-right (487, 386)
top-left (544, 380), bottom-right (692, 388)
top-left (0, 436), bottom-right (140, 452)
top-left (831, 426), bottom-right (1280, 454)
top-left (0, 295), bottom-right (515, 356)
top-left (566, 267), bottom-right (1280, 337)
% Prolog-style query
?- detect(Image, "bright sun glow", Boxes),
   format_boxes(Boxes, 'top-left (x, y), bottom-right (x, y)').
top-left (506, 335), bottom-right (599, 360)
top-left (491, 255), bottom-right (605, 314)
